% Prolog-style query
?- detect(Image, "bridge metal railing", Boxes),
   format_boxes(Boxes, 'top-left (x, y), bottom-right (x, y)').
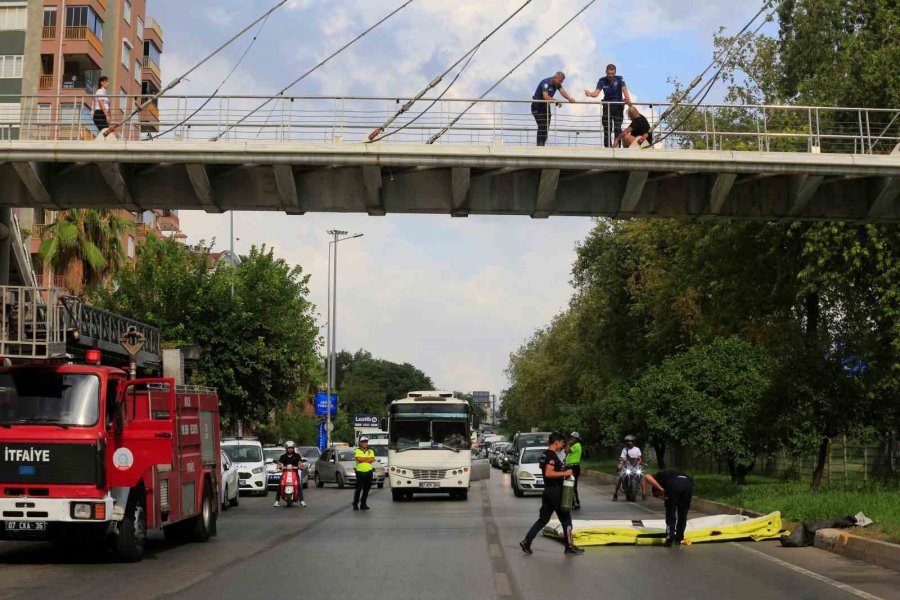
top-left (4, 94), bottom-right (899, 155)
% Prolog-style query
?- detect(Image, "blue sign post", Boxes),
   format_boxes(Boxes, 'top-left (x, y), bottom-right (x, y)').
top-left (318, 422), bottom-right (327, 451)
top-left (314, 392), bottom-right (337, 416)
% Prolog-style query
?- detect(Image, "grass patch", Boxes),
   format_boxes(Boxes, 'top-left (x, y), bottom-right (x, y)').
top-left (583, 461), bottom-right (900, 543)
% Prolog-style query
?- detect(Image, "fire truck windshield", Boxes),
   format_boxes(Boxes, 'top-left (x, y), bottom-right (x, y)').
top-left (0, 372), bottom-right (101, 427)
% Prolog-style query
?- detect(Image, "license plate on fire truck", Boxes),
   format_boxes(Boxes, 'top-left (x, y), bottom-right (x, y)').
top-left (5, 521), bottom-right (47, 532)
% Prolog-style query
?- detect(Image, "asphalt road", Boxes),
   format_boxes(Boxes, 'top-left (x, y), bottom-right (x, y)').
top-left (1, 470), bottom-right (899, 600)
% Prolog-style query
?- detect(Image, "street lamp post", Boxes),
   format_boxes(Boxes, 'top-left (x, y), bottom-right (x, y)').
top-left (324, 229), bottom-right (364, 448)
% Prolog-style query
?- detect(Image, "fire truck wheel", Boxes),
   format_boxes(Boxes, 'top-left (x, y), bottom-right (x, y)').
top-left (111, 489), bottom-right (147, 562)
top-left (188, 483), bottom-right (216, 543)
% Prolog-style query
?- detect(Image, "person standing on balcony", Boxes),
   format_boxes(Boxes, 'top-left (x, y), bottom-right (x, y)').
top-left (531, 72), bottom-right (576, 147)
top-left (585, 64), bottom-right (631, 147)
top-left (93, 76), bottom-right (116, 138)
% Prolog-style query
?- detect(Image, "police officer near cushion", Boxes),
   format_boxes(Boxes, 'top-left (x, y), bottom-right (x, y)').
top-left (531, 71), bottom-right (576, 147)
top-left (519, 433), bottom-right (584, 555)
top-left (274, 441), bottom-right (307, 508)
top-left (585, 63), bottom-right (632, 147)
top-left (353, 436), bottom-right (376, 511)
top-left (643, 469), bottom-right (695, 546)
top-left (564, 432), bottom-right (582, 510)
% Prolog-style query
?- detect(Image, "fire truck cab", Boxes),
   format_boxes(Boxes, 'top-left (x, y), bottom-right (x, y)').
top-left (0, 287), bottom-right (221, 561)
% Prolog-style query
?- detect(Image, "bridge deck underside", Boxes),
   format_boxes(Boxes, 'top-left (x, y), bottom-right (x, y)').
top-left (2, 142), bottom-right (898, 221)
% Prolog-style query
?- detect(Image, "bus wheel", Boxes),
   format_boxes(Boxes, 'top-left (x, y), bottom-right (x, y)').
top-left (391, 490), bottom-right (402, 502)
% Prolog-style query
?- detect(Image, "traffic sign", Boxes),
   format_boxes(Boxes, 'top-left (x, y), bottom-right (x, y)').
top-left (353, 414), bottom-right (380, 428)
top-left (314, 392), bottom-right (337, 416)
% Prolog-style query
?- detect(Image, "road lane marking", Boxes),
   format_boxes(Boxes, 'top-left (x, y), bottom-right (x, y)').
top-left (733, 543), bottom-right (885, 600)
top-left (495, 572), bottom-right (512, 597)
top-left (481, 481), bottom-right (522, 600)
top-left (490, 543), bottom-right (501, 558)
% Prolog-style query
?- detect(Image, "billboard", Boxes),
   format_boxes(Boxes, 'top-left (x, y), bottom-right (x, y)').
top-left (353, 414), bottom-right (381, 428)
top-left (314, 392), bottom-right (337, 416)
top-left (472, 391), bottom-right (491, 405)
top-left (318, 422), bottom-right (327, 451)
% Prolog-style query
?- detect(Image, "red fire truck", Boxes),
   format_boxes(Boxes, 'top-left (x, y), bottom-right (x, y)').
top-left (0, 287), bottom-right (221, 561)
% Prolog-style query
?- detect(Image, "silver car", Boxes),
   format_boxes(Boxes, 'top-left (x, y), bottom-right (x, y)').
top-left (314, 447), bottom-right (385, 489)
top-left (263, 447), bottom-right (310, 490)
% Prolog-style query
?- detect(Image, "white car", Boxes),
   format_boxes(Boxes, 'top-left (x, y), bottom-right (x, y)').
top-left (220, 449), bottom-right (240, 510)
top-left (222, 439), bottom-right (268, 496)
top-left (512, 446), bottom-right (547, 497)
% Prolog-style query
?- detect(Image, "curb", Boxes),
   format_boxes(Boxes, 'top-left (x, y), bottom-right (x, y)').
top-left (582, 469), bottom-right (899, 573)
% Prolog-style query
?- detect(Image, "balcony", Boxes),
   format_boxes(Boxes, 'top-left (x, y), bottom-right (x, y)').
top-left (142, 56), bottom-right (161, 81)
top-left (65, 27), bottom-right (104, 57)
top-left (148, 18), bottom-right (163, 40)
top-left (42, 26), bottom-right (55, 40)
top-left (39, 75), bottom-right (53, 90)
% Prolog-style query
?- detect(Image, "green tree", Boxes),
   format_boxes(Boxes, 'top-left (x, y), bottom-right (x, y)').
top-left (39, 209), bottom-right (133, 294)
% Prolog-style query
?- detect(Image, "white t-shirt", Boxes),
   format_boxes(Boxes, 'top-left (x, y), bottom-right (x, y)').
top-left (94, 88), bottom-right (109, 112)
top-left (620, 446), bottom-right (642, 462)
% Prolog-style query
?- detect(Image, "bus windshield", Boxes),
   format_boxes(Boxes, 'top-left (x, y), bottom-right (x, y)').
top-left (0, 372), bottom-right (100, 427)
top-left (390, 418), bottom-right (470, 451)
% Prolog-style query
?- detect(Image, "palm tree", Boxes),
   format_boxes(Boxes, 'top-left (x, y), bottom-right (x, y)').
top-left (38, 209), bottom-right (134, 294)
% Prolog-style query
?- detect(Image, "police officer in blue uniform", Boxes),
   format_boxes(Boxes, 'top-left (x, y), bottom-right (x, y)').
top-left (531, 71), bottom-right (576, 146)
top-left (585, 63), bottom-right (632, 147)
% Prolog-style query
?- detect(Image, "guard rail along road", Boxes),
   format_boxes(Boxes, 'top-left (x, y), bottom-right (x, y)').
top-left (0, 95), bottom-right (898, 221)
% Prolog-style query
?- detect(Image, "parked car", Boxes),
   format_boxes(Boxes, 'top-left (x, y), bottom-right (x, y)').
top-left (220, 449), bottom-right (240, 510)
top-left (264, 446), bottom-right (310, 490)
top-left (222, 439), bottom-right (268, 496)
top-left (505, 432), bottom-right (551, 473)
top-left (511, 446), bottom-right (546, 497)
top-left (297, 446), bottom-right (322, 478)
top-left (314, 447), bottom-right (385, 489)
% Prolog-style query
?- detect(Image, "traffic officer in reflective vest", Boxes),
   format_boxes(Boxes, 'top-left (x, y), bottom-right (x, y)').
top-left (353, 436), bottom-right (376, 511)
top-left (520, 433), bottom-right (584, 555)
top-left (565, 432), bottom-right (582, 510)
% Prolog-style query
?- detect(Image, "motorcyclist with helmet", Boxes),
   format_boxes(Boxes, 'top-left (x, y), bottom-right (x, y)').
top-left (613, 434), bottom-right (646, 501)
top-left (274, 440), bottom-right (307, 508)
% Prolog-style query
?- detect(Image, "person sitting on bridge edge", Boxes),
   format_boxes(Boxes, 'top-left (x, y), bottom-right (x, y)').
top-left (531, 71), bottom-right (576, 147)
top-left (585, 64), bottom-right (631, 148)
top-left (564, 431), bottom-right (582, 510)
top-left (615, 105), bottom-right (653, 148)
top-left (519, 432), bottom-right (584, 555)
top-left (643, 469), bottom-right (695, 547)
top-left (353, 436), bottom-right (376, 511)
top-left (613, 434), bottom-right (645, 501)
top-left (274, 440), bottom-right (307, 508)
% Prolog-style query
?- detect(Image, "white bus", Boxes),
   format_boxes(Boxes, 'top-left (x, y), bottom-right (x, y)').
top-left (387, 391), bottom-right (489, 501)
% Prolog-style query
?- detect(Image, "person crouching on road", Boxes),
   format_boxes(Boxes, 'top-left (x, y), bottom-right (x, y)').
top-left (519, 433), bottom-right (584, 555)
top-left (615, 105), bottom-right (653, 148)
top-left (353, 436), bottom-right (376, 511)
top-left (643, 470), bottom-right (694, 546)
top-left (564, 432), bottom-right (582, 510)
top-left (274, 440), bottom-right (307, 508)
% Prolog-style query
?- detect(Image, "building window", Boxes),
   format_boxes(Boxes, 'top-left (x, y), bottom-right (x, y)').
top-left (43, 7), bottom-right (57, 27)
top-left (134, 60), bottom-right (141, 83)
top-left (0, 56), bottom-right (23, 79)
top-left (122, 40), bottom-right (132, 68)
top-left (127, 236), bottom-right (135, 259)
top-left (143, 41), bottom-right (162, 68)
top-left (66, 6), bottom-right (104, 39)
top-left (137, 17), bottom-right (144, 41)
top-left (0, 6), bottom-right (27, 31)
top-left (124, 0), bottom-right (132, 25)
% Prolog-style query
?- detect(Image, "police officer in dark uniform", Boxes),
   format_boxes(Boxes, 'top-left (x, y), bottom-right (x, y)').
top-left (585, 63), bottom-right (632, 147)
top-left (519, 433), bottom-right (584, 555)
top-left (531, 71), bottom-right (576, 146)
top-left (644, 470), bottom-right (694, 546)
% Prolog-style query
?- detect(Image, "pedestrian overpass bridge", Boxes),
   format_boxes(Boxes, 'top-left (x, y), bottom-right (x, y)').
top-left (2, 95), bottom-right (899, 221)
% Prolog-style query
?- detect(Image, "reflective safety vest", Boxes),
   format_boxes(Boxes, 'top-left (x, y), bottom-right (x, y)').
top-left (565, 442), bottom-right (582, 466)
top-left (355, 448), bottom-right (375, 473)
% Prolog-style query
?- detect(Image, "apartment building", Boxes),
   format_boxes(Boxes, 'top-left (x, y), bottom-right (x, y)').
top-left (0, 1), bottom-right (27, 140)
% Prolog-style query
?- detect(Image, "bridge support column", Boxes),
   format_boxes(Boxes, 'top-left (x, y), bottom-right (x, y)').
top-left (0, 208), bottom-right (10, 286)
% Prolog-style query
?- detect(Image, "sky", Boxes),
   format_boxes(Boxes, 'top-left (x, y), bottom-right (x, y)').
top-left (145, 0), bottom-right (771, 397)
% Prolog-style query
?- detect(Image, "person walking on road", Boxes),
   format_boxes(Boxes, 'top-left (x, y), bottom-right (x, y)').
top-left (273, 441), bottom-right (307, 508)
top-left (531, 71), bottom-right (576, 147)
top-left (564, 432), bottom-right (582, 510)
top-left (585, 64), bottom-right (631, 147)
top-left (353, 436), bottom-right (376, 511)
top-left (519, 433), bottom-right (584, 555)
top-left (613, 434), bottom-right (645, 501)
top-left (643, 470), bottom-right (695, 547)
top-left (615, 105), bottom-right (653, 148)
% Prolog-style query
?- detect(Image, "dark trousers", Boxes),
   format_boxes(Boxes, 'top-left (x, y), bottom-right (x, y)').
top-left (525, 486), bottom-right (573, 545)
top-left (93, 109), bottom-right (108, 132)
top-left (570, 464), bottom-right (581, 507)
top-left (531, 102), bottom-right (551, 146)
top-left (602, 104), bottom-right (624, 147)
top-left (665, 477), bottom-right (694, 541)
top-left (353, 470), bottom-right (373, 507)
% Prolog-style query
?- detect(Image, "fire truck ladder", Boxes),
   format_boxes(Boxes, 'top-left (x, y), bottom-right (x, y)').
top-left (0, 286), bottom-right (160, 367)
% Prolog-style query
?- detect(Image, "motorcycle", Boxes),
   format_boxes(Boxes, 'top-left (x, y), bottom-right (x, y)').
top-left (279, 465), bottom-right (300, 507)
top-left (620, 463), bottom-right (643, 502)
